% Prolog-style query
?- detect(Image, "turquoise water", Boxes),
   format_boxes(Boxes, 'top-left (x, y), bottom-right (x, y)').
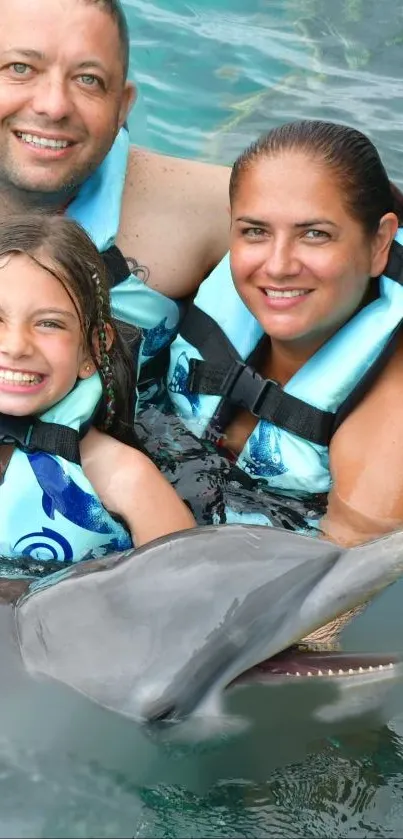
top-left (120, 1), bottom-right (403, 837)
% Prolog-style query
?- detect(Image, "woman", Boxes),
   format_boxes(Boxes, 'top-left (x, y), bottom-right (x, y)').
top-left (167, 120), bottom-right (403, 547)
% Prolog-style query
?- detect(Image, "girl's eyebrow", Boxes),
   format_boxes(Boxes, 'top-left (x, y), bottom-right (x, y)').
top-left (31, 308), bottom-right (78, 320)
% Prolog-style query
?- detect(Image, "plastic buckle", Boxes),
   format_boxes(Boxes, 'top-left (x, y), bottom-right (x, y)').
top-left (0, 414), bottom-right (33, 448)
top-left (224, 362), bottom-right (277, 415)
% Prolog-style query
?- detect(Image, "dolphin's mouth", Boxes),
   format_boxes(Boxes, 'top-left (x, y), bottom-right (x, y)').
top-left (231, 648), bottom-right (399, 686)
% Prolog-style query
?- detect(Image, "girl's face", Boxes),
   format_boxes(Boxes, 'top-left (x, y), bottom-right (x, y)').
top-left (230, 151), bottom-right (397, 349)
top-left (0, 252), bottom-right (95, 416)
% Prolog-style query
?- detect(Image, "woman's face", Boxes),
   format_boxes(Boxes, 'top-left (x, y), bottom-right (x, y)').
top-left (230, 151), bottom-right (396, 348)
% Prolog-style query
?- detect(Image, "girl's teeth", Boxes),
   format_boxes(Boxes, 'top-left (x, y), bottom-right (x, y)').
top-left (17, 132), bottom-right (69, 150)
top-left (0, 370), bottom-right (42, 384)
top-left (265, 289), bottom-right (309, 298)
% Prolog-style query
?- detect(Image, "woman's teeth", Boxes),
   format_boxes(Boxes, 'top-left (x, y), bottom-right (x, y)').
top-left (16, 132), bottom-right (69, 150)
top-left (0, 370), bottom-right (42, 384)
top-left (265, 289), bottom-right (309, 298)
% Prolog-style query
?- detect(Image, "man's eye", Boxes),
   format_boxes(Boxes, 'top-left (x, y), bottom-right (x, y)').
top-left (77, 74), bottom-right (104, 89)
top-left (10, 63), bottom-right (31, 75)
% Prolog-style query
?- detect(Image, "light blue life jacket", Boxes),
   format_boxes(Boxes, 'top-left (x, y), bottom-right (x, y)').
top-left (167, 231), bottom-right (403, 516)
top-left (0, 375), bottom-right (132, 565)
top-left (67, 126), bottom-right (180, 384)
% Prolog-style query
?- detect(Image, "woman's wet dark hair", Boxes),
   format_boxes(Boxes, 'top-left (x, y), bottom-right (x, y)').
top-left (230, 120), bottom-right (403, 234)
top-left (0, 214), bottom-right (140, 446)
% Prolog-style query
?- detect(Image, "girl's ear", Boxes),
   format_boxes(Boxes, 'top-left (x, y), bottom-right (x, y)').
top-left (77, 354), bottom-right (97, 380)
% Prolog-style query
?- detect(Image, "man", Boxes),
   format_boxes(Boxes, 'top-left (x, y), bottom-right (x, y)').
top-left (0, 0), bottom-right (230, 371)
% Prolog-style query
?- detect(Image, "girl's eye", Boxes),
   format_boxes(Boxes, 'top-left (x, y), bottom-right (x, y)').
top-left (37, 320), bottom-right (65, 330)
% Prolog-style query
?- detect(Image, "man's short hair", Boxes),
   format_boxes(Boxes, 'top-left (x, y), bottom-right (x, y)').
top-left (84, 0), bottom-right (130, 79)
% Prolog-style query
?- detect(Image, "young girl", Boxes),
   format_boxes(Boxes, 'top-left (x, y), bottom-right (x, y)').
top-left (0, 214), bottom-right (194, 566)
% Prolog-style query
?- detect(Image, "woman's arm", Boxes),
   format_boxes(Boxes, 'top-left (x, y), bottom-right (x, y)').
top-left (80, 429), bottom-right (195, 547)
top-left (322, 335), bottom-right (403, 547)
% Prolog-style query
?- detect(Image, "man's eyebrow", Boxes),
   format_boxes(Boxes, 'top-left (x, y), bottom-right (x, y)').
top-left (75, 59), bottom-right (108, 73)
top-left (2, 48), bottom-right (45, 60)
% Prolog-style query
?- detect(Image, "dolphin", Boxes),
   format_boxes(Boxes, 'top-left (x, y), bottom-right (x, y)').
top-left (13, 523), bottom-right (403, 739)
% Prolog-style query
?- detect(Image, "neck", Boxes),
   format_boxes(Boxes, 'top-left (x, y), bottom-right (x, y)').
top-left (269, 332), bottom-right (333, 385)
top-left (0, 183), bottom-right (78, 220)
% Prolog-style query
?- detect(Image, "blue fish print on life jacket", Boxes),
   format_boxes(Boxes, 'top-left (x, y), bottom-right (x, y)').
top-left (28, 452), bottom-right (119, 534)
top-left (243, 423), bottom-right (288, 479)
top-left (168, 352), bottom-right (201, 417)
top-left (142, 317), bottom-right (179, 358)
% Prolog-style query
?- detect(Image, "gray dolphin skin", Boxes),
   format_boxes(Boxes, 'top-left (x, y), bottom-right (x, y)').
top-left (13, 524), bottom-right (403, 736)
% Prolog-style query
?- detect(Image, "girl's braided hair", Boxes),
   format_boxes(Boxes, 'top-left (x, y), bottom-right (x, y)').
top-left (0, 213), bottom-right (140, 445)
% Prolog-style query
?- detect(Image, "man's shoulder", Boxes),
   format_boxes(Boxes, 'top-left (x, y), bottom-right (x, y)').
top-left (116, 146), bottom-right (231, 296)
top-left (127, 144), bottom-right (230, 182)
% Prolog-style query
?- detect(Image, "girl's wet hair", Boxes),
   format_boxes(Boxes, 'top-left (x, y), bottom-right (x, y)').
top-left (230, 120), bottom-right (403, 234)
top-left (0, 214), bottom-right (140, 445)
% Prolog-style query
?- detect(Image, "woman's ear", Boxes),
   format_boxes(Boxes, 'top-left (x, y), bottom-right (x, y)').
top-left (371, 212), bottom-right (399, 277)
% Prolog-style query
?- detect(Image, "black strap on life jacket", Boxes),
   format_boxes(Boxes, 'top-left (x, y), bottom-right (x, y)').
top-left (384, 238), bottom-right (403, 285)
top-left (0, 414), bottom-right (81, 464)
top-left (180, 304), bottom-right (335, 447)
top-left (102, 244), bottom-right (172, 387)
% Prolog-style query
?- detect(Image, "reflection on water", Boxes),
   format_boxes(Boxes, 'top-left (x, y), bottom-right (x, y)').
top-left (125, 0), bottom-right (403, 185)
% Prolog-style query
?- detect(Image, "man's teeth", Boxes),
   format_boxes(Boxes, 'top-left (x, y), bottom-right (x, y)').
top-left (0, 370), bottom-right (42, 384)
top-left (265, 288), bottom-right (309, 298)
top-left (16, 132), bottom-right (69, 149)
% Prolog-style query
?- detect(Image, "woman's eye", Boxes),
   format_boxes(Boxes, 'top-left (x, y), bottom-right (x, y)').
top-left (242, 227), bottom-right (266, 238)
top-left (304, 229), bottom-right (330, 241)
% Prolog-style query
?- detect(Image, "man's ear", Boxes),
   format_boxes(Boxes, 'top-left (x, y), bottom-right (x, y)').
top-left (118, 82), bottom-right (137, 128)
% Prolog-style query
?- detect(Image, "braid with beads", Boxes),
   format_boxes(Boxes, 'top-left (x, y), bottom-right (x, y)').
top-left (92, 270), bottom-right (116, 430)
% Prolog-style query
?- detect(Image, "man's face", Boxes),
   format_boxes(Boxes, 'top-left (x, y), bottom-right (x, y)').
top-left (0, 0), bottom-right (135, 199)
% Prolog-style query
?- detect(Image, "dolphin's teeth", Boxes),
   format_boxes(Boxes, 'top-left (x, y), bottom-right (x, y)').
top-left (307, 671), bottom-right (312, 676)
top-left (369, 665), bottom-right (373, 671)
top-left (338, 668), bottom-right (344, 674)
top-left (296, 671), bottom-right (301, 676)
top-left (379, 664), bottom-right (384, 670)
top-left (318, 670), bottom-right (323, 676)
top-left (348, 668), bottom-right (354, 674)
top-left (389, 662), bottom-right (394, 669)
top-left (358, 666), bottom-right (364, 673)
top-left (328, 669), bottom-right (333, 675)
top-left (286, 672), bottom-right (291, 676)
